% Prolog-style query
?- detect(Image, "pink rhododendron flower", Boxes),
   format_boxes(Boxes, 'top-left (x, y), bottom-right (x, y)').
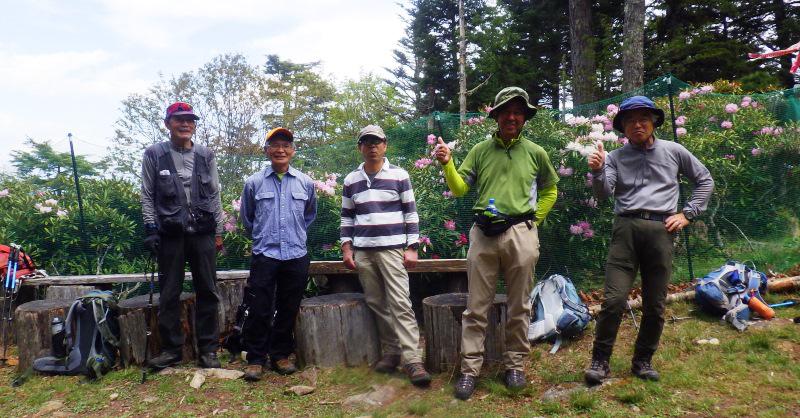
top-left (454, 233), bottom-right (468, 247)
top-left (721, 120), bottom-right (733, 129)
top-left (569, 224), bottom-right (583, 235)
top-left (418, 236), bottom-right (431, 246)
top-left (582, 197), bottom-right (598, 208)
top-left (231, 198), bottom-right (241, 212)
top-left (773, 127), bottom-right (784, 135)
top-left (751, 148), bottom-right (762, 156)
top-left (724, 154), bottom-right (736, 160)
top-left (444, 220), bottom-right (456, 231)
top-left (224, 222), bottom-right (237, 233)
top-left (414, 158), bottom-right (433, 169)
top-left (603, 121), bottom-right (614, 132)
top-left (759, 127), bottom-right (774, 136)
top-left (708, 116), bottom-right (718, 123)
top-left (676, 127), bottom-right (687, 137)
top-left (483, 105), bottom-right (493, 113)
top-left (314, 180), bottom-right (335, 196)
top-left (0, 189), bottom-right (8, 197)
top-left (724, 103), bottom-right (739, 114)
top-left (618, 137), bottom-right (629, 145)
top-left (675, 116), bottom-right (687, 126)
top-left (678, 92), bottom-right (692, 101)
top-left (442, 190), bottom-right (453, 198)
top-left (557, 166), bottom-right (574, 177)
top-left (700, 85), bottom-right (714, 93)
top-left (606, 104), bottom-right (619, 115)
top-left (427, 134), bottom-right (437, 145)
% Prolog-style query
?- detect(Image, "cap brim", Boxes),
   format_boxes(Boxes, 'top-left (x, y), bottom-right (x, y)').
top-left (168, 111), bottom-right (200, 120)
top-left (358, 134), bottom-right (386, 143)
top-left (488, 97), bottom-right (537, 120)
top-left (612, 107), bottom-right (665, 132)
top-left (267, 128), bottom-right (294, 142)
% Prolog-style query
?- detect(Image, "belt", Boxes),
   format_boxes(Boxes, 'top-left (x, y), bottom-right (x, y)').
top-left (619, 211), bottom-right (673, 222)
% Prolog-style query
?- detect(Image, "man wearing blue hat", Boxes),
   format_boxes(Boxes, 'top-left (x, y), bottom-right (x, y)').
top-left (584, 96), bottom-right (714, 385)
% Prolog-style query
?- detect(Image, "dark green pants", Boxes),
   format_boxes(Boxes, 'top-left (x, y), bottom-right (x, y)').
top-left (592, 216), bottom-right (675, 361)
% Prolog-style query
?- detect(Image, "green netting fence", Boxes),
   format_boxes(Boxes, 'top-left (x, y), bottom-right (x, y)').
top-left (1, 74), bottom-right (799, 290)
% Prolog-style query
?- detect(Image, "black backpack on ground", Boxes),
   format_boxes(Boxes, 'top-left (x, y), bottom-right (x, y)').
top-left (33, 290), bottom-right (120, 379)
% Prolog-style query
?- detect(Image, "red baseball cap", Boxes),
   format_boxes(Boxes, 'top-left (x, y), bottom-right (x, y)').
top-left (165, 102), bottom-right (200, 121)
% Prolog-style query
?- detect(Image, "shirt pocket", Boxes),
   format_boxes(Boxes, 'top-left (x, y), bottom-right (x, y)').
top-left (291, 191), bottom-right (308, 212)
top-left (254, 191), bottom-right (276, 235)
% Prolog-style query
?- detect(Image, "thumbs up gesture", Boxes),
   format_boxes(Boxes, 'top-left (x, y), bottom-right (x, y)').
top-left (434, 137), bottom-right (451, 164)
top-left (588, 142), bottom-right (605, 171)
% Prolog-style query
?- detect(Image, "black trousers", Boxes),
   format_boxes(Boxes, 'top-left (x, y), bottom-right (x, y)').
top-left (157, 232), bottom-right (220, 354)
top-left (592, 216), bottom-right (675, 361)
top-left (244, 253), bottom-right (310, 366)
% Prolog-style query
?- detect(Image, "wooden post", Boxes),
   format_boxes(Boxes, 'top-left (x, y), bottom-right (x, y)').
top-left (45, 285), bottom-right (96, 301)
top-left (117, 292), bottom-right (197, 366)
top-left (423, 293), bottom-right (507, 374)
top-left (14, 299), bottom-right (74, 371)
top-left (216, 280), bottom-right (246, 336)
top-left (294, 293), bottom-right (380, 368)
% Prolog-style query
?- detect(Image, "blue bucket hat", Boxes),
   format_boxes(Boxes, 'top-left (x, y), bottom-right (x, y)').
top-left (612, 96), bottom-right (665, 132)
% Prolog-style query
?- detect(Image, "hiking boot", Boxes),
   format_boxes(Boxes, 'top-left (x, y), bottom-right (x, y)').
top-left (454, 375), bottom-right (476, 400)
top-left (271, 358), bottom-right (298, 375)
top-left (243, 364), bottom-right (264, 382)
top-left (147, 351), bottom-right (182, 371)
top-left (584, 358), bottom-right (611, 386)
top-left (631, 359), bottom-right (660, 381)
top-left (504, 369), bottom-right (527, 390)
top-left (198, 352), bottom-right (221, 369)
top-left (403, 362), bottom-right (431, 387)
top-left (373, 354), bottom-right (401, 374)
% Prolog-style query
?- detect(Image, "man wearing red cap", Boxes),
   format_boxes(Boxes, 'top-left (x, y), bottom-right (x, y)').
top-left (141, 102), bottom-right (224, 370)
top-left (238, 127), bottom-right (317, 380)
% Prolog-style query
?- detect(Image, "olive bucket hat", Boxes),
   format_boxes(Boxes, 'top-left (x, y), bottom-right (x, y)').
top-left (488, 87), bottom-right (537, 120)
top-left (612, 96), bottom-right (665, 132)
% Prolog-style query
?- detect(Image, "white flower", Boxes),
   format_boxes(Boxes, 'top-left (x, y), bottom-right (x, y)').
top-left (602, 132), bottom-right (618, 142)
top-left (590, 123), bottom-right (604, 133)
top-left (56, 210), bottom-right (68, 218)
top-left (566, 116), bottom-right (590, 126)
top-left (44, 199), bottom-right (58, 206)
top-left (39, 206), bottom-right (53, 213)
top-left (588, 131), bottom-right (604, 141)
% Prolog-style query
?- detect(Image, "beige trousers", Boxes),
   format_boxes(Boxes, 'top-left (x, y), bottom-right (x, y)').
top-left (461, 222), bottom-right (540, 376)
top-left (355, 248), bottom-right (423, 365)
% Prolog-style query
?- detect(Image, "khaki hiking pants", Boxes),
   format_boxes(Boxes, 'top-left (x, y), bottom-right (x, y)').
top-left (461, 222), bottom-right (540, 376)
top-left (355, 248), bottom-right (423, 365)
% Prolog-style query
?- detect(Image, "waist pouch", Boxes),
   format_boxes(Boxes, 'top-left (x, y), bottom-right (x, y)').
top-left (473, 213), bottom-right (535, 237)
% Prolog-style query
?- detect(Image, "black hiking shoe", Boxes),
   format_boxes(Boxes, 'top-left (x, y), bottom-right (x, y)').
top-left (631, 359), bottom-right (660, 381)
top-left (198, 352), bottom-right (221, 369)
top-left (454, 375), bottom-right (476, 400)
top-left (373, 354), bottom-right (401, 374)
top-left (148, 351), bottom-right (182, 371)
top-left (403, 362), bottom-right (432, 387)
top-left (584, 358), bottom-right (610, 386)
top-left (504, 369), bottom-right (527, 390)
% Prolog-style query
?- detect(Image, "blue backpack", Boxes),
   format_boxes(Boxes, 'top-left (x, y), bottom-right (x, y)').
top-left (527, 274), bottom-right (591, 353)
top-left (694, 261), bottom-right (768, 331)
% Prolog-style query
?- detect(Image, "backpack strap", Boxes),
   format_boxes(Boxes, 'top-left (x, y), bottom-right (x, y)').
top-left (90, 298), bottom-right (119, 348)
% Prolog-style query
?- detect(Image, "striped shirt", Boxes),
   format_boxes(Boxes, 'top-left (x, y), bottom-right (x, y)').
top-left (341, 158), bottom-right (419, 249)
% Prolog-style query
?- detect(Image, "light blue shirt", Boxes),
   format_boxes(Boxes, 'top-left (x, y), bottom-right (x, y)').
top-left (240, 166), bottom-right (317, 260)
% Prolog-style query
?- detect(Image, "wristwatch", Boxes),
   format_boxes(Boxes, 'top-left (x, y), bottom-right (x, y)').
top-left (407, 243), bottom-right (420, 250)
top-left (682, 209), bottom-right (695, 222)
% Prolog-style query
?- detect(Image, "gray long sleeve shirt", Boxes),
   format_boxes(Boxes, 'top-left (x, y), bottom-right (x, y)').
top-left (141, 141), bottom-right (224, 235)
top-left (591, 138), bottom-right (714, 218)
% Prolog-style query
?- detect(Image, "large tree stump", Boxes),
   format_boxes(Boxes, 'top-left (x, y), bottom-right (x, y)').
top-left (295, 293), bottom-right (380, 368)
top-left (14, 299), bottom-right (74, 371)
top-left (216, 280), bottom-right (245, 336)
top-left (117, 292), bottom-right (197, 366)
top-left (45, 285), bottom-right (96, 301)
top-left (423, 293), bottom-right (507, 374)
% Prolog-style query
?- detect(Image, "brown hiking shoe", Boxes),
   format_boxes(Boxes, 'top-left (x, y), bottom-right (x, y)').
top-left (403, 362), bottom-right (431, 387)
top-left (373, 354), bottom-right (401, 373)
top-left (271, 358), bottom-right (298, 375)
top-left (584, 358), bottom-right (611, 386)
top-left (243, 364), bottom-right (263, 382)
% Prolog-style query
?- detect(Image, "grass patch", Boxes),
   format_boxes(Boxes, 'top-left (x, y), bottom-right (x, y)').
top-left (568, 390), bottom-right (598, 412)
top-left (406, 399), bottom-right (432, 416)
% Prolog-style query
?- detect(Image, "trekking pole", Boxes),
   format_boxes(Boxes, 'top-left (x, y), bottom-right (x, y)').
top-left (1, 244), bottom-right (20, 364)
top-left (141, 256), bottom-right (156, 384)
top-left (626, 300), bottom-right (639, 330)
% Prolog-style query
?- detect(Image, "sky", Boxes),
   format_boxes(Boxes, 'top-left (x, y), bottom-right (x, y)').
top-left (0, 0), bottom-right (406, 173)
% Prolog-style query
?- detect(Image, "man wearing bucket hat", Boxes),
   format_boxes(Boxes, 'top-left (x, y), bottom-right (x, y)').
top-left (584, 95), bottom-right (714, 385)
top-left (434, 87), bottom-right (559, 400)
top-left (238, 127), bottom-right (317, 380)
top-left (141, 101), bottom-right (224, 370)
top-left (340, 125), bottom-right (431, 387)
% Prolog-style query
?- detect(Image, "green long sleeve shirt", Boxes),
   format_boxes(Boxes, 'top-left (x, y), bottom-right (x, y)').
top-left (443, 133), bottom-right (559, 225)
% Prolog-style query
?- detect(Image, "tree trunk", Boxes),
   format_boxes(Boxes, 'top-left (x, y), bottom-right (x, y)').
top-left (216, 280), bottom-right (246, 337)
top-left (622, 0), bottom-right (645, 91)
top-left (117, 292), bottom-right (197, 366)
top-left (45, 285), bottom-right (96, 301)
top-left (772, 0), bottom-right (795, 88)
top-left (458, 0), bottom-right (467, 122)
top-left (422, 293), bottom-right (507, 374)
top-left (568, 0), bottom-right (597, 106)
top-left (14, 299), bottom-right (74, 371)
top-left (294, 293), bottom-right (380, 368)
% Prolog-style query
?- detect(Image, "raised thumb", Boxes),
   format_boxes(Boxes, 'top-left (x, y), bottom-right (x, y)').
top-left (596, 142), bottom-right (604, 152)
top-left (437, 137), bottom-right (445, 145)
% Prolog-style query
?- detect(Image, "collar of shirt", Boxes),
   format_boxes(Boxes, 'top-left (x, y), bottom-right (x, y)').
top-left (169, 140), bottom-right (194, 153)
top-left (492, 132), bottom-right (523, 149)
top-left (357, 157), bottom-right (390, 177)
top-left (625, 136), bottom-right (659, 152)
top-left (264, 165), bottom-right (300, 179)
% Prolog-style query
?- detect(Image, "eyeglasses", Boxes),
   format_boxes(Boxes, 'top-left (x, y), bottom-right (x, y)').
top-left (360, 139), bottom-right (386, 147)
top-left (622, 115), bottom-right (655, 126)
top-left (171, 116), bottom-right (197, 124)
top-left (267, 143), bottom-right (294, 150)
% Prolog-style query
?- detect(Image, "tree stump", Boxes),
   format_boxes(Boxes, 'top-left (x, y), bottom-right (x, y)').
top-left (45, 285), bottom-right (96, 301)
top-left (117, 292), bottom-right (197, 366)
top-left (14, 299), bottom-right (75, 371)
top-left (295, 293), bottom-right (380, 368)
top-left (423, 293), bottom-right (508, 374)
top-left (216, 280), bottom-right (245, 336)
